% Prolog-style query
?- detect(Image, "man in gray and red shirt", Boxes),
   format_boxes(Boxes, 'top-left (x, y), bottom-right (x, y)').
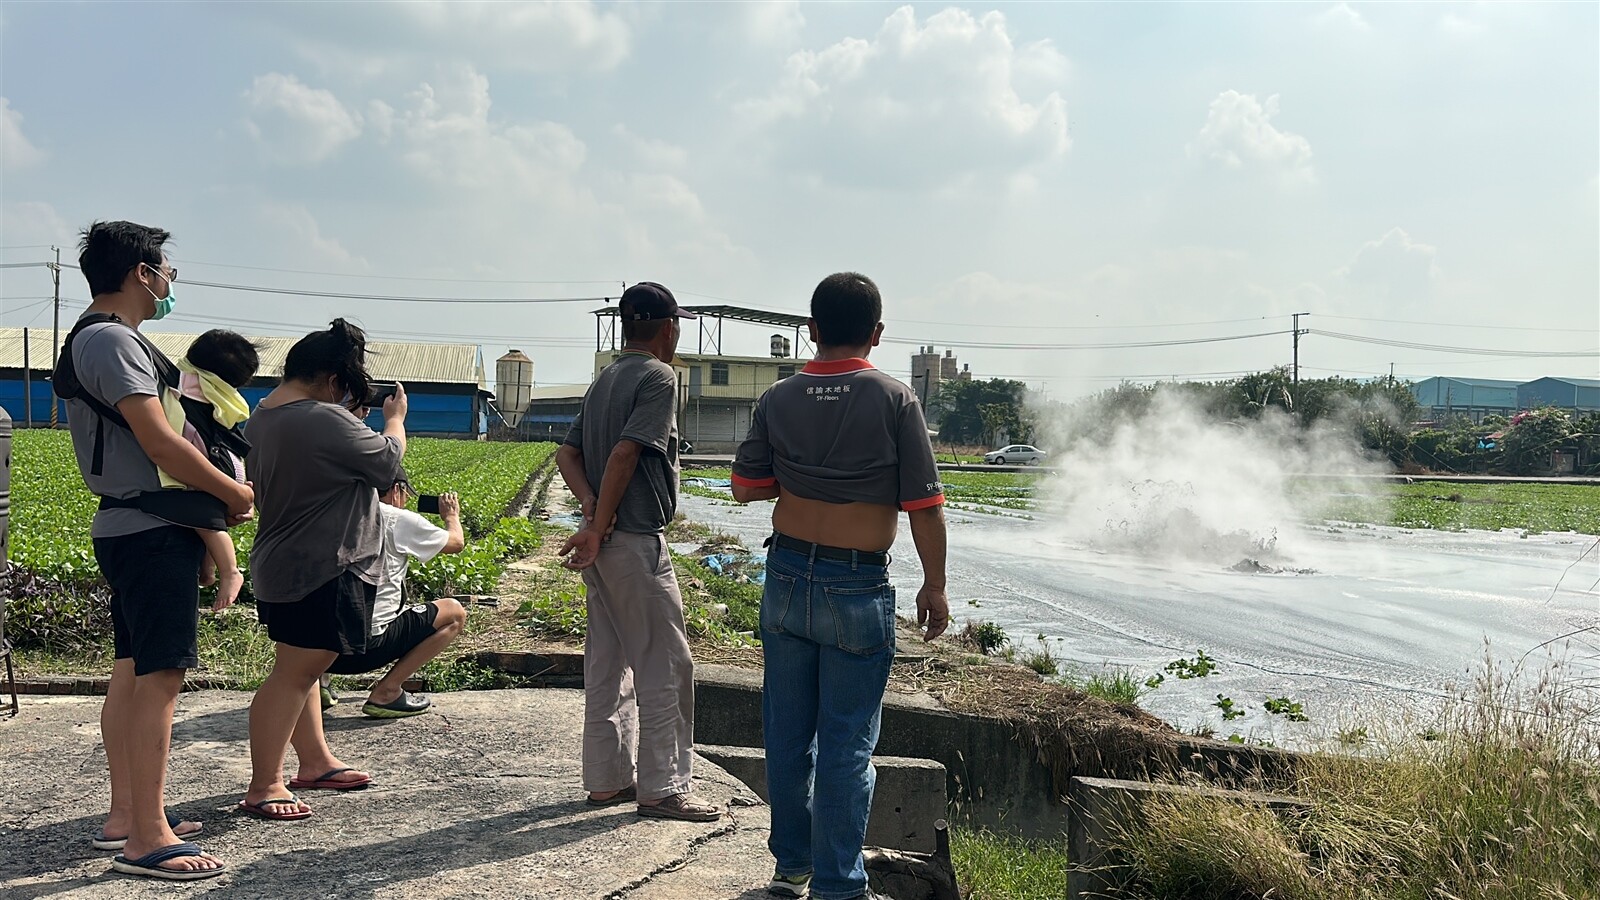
top-left (732, 272), bottom-right (950, 900)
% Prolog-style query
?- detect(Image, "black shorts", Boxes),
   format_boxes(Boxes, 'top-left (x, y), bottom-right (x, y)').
top-left (258, 571), bottom-right (377, 655)
top-left (325, 602), bottom-right (441, 675)
top-left (94, 526), bottom-right (207, 676)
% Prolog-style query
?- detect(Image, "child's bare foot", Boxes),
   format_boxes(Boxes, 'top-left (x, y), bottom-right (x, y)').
top-left (198, 565), bottom-right (217, 588)
top-left (213, 568), bottom-right (244, 612)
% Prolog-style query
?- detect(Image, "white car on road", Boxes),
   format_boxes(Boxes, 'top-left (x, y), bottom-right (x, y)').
top-left (984, 445), bottom-right (1047, 466)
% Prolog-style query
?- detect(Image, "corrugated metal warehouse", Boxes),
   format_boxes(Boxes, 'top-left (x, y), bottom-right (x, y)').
top-left (1518, 377), bottom-right (1600, 414)
top-left (1409, 376), bottom-right (1521, 422)
top-left (0, 327), bottom-right (490, 437)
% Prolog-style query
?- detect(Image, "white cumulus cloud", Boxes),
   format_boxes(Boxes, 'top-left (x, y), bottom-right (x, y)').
top-left (259, 203), bottom-right (367, 269)
top-left (379, 67), bottom-right (749, 278)
top-left (1189, 90), bottom-right (1316, 187)
top-left (1335, 227), bottom-right (1442, 300)
top-left (243, 73), bottom-right (363, 165)
top-left (736, 5), bottom-right (1070, 188)
top-left (740, 0), bottom-right (805, 45)
top-left (392, 68), bottom-right (587, 195)
top-left (611, 124), bottom-right (689, 170)
top-left (1314, 3), bottom-right (1370, 32)
top-left (1, 97), bottom-right (46, 169)
top-left (256, 1), bottom-right (631, 77)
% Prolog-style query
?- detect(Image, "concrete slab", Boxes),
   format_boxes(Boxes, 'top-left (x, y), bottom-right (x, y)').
top-left (1066, 776), bottom-right (1310, 900)
top-left (698, 745), bottom-right (948, 853)
top-left (0, 689), bottom-right (776, 899)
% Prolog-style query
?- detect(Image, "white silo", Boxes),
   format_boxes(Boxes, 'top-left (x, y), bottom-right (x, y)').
top-left (496, 350), bottom-right (535, 427)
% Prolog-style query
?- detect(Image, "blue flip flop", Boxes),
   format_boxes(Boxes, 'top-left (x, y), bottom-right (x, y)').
top-left (110, 841), bottom-right (226, 881)
top-left (92, 811), bottom-right (202, 851)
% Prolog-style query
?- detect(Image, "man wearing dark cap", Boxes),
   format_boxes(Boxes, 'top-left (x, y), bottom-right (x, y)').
top-left (556, 282), bottom-right (721, 822)
top-left (731, 272), bottom-right (949, 900)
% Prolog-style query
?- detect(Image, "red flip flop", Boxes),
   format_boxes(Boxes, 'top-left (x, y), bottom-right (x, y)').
top-left (288, 767), bottom-right (371, 791)
top-left (238, 796), bottom-right (312, 821)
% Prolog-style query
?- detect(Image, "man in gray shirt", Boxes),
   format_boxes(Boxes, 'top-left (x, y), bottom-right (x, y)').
top-left (732, 272), bottom-right (949, 900)
top-left (58, 222), bottom-right (252, 881)
top-left (557, 282), bottom-right (720, 822)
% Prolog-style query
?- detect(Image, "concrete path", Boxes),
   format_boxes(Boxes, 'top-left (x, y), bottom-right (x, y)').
top-left (0, 690), bottom-right (775, 899)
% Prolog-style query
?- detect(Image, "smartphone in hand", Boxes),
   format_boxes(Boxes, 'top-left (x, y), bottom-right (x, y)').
top-left (417, 494), bottom-right (441, 515)
top-left (365, 382), bottom-right (399, 407)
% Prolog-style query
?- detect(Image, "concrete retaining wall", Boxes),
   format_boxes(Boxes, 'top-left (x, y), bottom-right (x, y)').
top-left (698, 744), bottom-right (948, 853)
top-left (692, 664), bottom-right (1298, 841)
top-left (1066, 776), bottom-right (1310, 899)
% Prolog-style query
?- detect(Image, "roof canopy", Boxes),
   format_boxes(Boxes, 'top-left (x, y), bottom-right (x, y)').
top-left (0, 327), bottom-right (485, 387)
top-left (592, 304), bottom-right (809, 329)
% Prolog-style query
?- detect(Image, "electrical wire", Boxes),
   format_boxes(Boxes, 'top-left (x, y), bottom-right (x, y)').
top-left (38, 263), bottom-right (615, 305)
top-left (1314, 313), bottom-right (1589, 334)
top-left (1310, 329), bottom-right (1599, 359)
top-left (175, 258), bottom-right (620, 286)
top-left (879, 330), bottom-right (1293, 352)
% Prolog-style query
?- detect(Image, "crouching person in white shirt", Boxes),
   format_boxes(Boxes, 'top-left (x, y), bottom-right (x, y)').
top-left (317, 472), bottom-right (467, 719)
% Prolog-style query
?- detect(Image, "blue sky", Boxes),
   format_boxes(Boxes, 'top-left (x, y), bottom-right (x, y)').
top-left (2, 1), bottom-right (1595, 395)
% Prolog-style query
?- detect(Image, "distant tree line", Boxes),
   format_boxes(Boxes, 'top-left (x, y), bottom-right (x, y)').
top-left (924, 368), bottom-right (1599, 475)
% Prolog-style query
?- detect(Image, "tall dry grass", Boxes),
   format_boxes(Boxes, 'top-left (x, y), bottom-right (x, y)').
top-left (1110, 654), bottom-right (1600, 900)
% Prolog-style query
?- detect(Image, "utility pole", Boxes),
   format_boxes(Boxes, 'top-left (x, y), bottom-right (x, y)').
top-left (49, 246), bottom-right (61, 426)
top-left (1389, 362), bottom-right (1395, 386)
top-left (23, 327), bottom-right (31, 428)
top-left (1291, 312), bottom-right (1309, 384)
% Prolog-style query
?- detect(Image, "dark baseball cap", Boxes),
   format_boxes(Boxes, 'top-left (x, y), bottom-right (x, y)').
top-left (620, 282), bottom-right (697, 321)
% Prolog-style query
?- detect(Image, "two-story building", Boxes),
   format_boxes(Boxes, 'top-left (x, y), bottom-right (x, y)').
top-left (517, 304), bottom-right (813, 451)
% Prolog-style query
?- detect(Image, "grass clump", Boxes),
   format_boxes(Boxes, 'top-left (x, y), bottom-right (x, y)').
top-left (1109, 657), bottom-right (1600, 899)
top-left (1059, 665), bottom-right (1148, 708)
top-left (951, 827), bottom-right (1070, 900)
top-left (194, 608), bottom-right (278, 689)
top-left (959, 620), bottom-right (1010, 655)
top-left (1004, 635), bottom-right (1061, 677)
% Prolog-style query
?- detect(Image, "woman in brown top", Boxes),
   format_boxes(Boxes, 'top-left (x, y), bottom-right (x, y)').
top-left (239, 320), bottom-right (407, 820)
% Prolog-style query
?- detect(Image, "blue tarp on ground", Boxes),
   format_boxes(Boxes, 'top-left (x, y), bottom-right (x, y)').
top-left (684, 477), bottom-right (733, 488)
top-left (701, 553), bottom-right (767, 584)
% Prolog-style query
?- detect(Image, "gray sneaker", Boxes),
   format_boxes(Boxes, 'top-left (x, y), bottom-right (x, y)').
top-left (768, 870), bottom-right (811, 897)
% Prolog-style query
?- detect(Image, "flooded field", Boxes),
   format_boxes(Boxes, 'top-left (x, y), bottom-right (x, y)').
top-left (680, 490), bottom-right (1600, 746)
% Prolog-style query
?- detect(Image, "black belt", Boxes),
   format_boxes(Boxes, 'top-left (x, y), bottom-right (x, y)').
top-left (765, 533), bottom-right (889, 567)
top-left (98, 496), bottom-right (140, 510)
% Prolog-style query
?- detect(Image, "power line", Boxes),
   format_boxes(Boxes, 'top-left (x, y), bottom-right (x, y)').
top-left (1314, 313), bottom-right (1588, 334)
top-left (38, 263), bottom-right (615, 305)
top-left (885, 314), bottom-right (1290, 332)
top-left (1310, 329), bottom-right (1599, 359)
top-left (175, 258), bottom-right (620, 286)
top-left (175, 278), bottom-right (614, 305)
top-left (878, 330), bottom-right (1292, 352)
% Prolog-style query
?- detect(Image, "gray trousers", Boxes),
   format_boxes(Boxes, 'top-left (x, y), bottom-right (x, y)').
top-left (580, 530), bottom-right (696, 800)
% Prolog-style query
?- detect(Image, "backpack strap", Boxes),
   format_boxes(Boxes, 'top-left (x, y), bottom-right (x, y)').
top-left (54, 313), bottom-right (182, 478)
top-left (177, 394), bottom-right (253, 470)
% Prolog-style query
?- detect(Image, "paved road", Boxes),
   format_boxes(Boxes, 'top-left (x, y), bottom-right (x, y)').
top-left (682, 494), bottom-right (1600, 745)
top-left (1, 690), bottom-right (771, 900)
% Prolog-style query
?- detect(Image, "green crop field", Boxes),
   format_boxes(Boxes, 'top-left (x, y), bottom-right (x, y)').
top-left (1309, 481), bottom-right (1600, 535)
top-left (5, 429), bottom-right (555, 652)
top-left (679, 464), bottom-right (1599, 535)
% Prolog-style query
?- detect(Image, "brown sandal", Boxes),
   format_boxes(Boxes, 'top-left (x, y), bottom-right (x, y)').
top-left (586, 786), bottom-right (637, 807)
top-left (637, 793), bottom-right (722, 822)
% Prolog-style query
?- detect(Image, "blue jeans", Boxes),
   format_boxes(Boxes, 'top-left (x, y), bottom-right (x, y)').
top-left (761, 540), bottom-right (896, 900)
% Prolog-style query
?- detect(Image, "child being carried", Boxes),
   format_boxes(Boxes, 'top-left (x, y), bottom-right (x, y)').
top-left (164, 330), bottom-right (259, 609)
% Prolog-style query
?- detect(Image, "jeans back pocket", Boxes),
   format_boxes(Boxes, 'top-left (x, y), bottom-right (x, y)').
top-left (823, 582), bottom-right (896, 656)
